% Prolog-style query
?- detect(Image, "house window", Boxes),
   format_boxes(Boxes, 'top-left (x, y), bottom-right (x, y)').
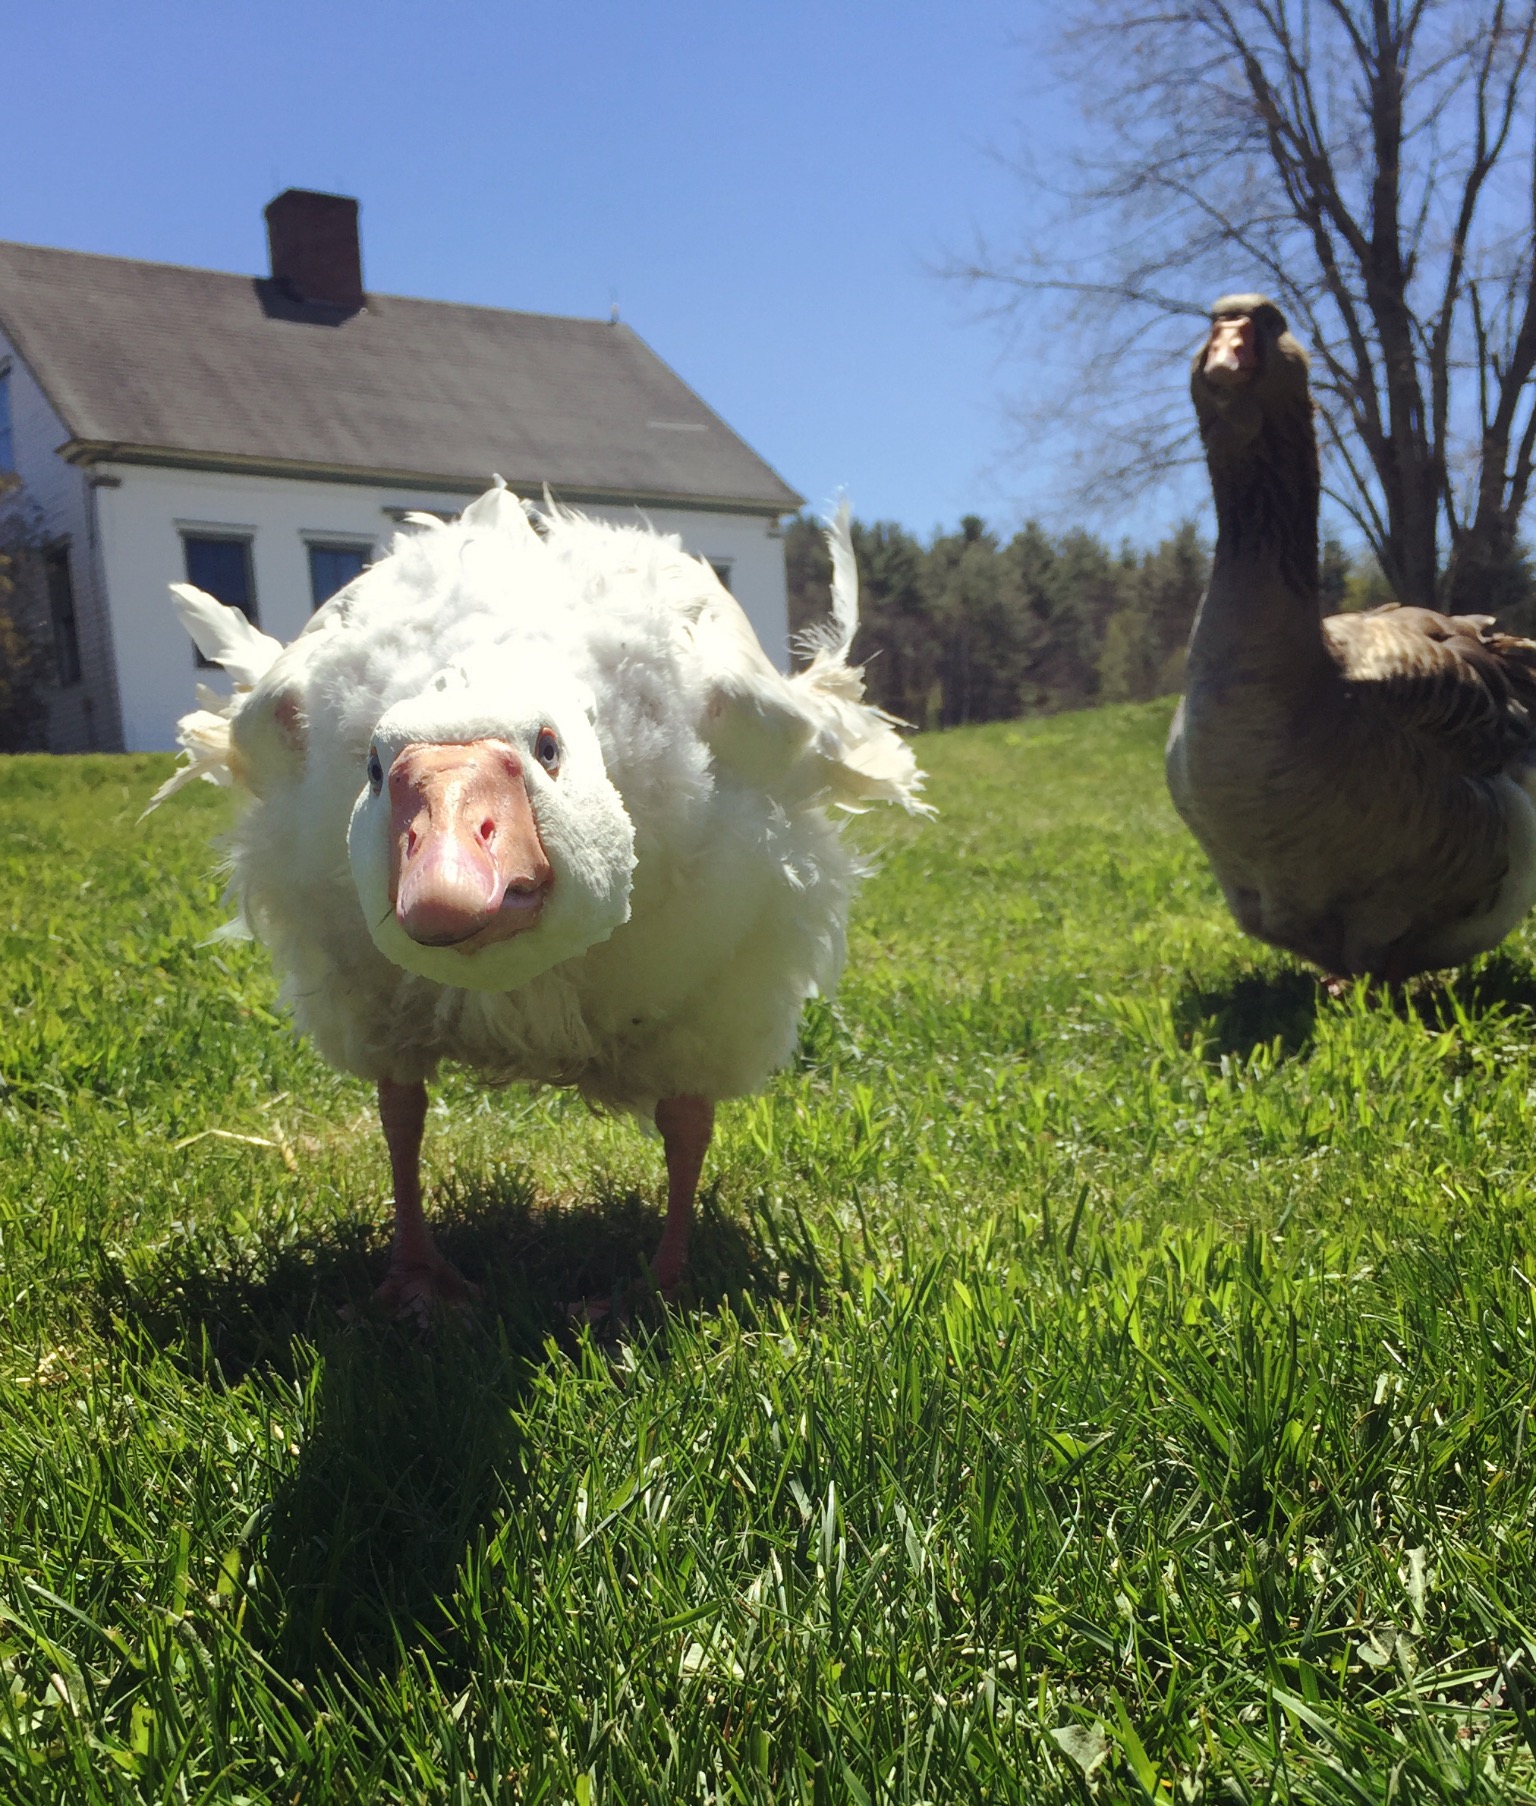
top-left (708, 559), bottom-right (733, 592)
top-left (183, 534), bottom-right (257, 621)
top-left (308, 541), bottom-right (371, 610)
top-left (0, 368), bottom-right (13, 472)
top-left (182, 534), bottom-right (256, 667)
top-left (44, 544), bottom-right (81, 687)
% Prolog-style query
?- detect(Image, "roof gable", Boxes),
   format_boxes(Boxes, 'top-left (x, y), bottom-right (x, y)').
top-left (0, 241), bottom-right (800, 513)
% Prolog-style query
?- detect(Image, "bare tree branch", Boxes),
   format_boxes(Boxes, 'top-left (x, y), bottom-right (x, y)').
top-left (955, 0), bottom-right (1536, 613)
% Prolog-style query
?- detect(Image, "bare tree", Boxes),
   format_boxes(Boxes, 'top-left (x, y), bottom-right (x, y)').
top-left (964, 0), bottom-right (1536, 613)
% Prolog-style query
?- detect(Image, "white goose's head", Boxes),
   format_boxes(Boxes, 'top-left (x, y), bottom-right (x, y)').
top-left (347, 661), bottom-right (636, 992)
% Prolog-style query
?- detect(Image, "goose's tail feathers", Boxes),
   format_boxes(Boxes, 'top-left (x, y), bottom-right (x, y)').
top-left (792, 498), bottom-right (858, 667)
top-left (169, 584), bottom-right (284, 685)
top-left (144, 586), bottom-right (284, 813)
top-left (792, 502), bottom-right (931, 816)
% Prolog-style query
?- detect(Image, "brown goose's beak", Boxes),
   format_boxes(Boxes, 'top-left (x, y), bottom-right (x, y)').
top-left (388, 739), bottom-right (553, 951)
top-left (1204, 315), bottom-right (1258, 386)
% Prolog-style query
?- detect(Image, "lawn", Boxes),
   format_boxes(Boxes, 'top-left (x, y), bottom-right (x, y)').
top-left (3, 702), bottom-right (1536, 1802)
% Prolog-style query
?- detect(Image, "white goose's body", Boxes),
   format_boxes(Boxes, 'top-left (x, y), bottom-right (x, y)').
top-left (156, 486), bottom-right (925, 1308)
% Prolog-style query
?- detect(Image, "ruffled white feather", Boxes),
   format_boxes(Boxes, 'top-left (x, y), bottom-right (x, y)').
top-left (169, 583), bottom-right (284, 685)
top-left (143, 587), bottom-right (287, 812)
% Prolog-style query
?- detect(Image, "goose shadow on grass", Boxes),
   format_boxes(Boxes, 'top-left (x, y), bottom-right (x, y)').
top-left (95, 1166), bottom-right (806, 1681)
top-left (1404, 946), bottom-right (1536, 1031)
top-left (97, 1166), bottom-right (796, 1385)
top-left (1172, 965), bottom-right (1322, 1064)
top-left (1172, 946), bottom-right (1536, 1066)
top-left (250, 1307), bottom-right (527, 1680)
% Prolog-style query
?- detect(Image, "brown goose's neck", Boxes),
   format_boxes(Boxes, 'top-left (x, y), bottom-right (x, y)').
top-left (1206, 401), bottom-right (1321, 606)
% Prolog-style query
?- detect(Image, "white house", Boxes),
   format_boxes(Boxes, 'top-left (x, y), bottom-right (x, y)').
top-left (0, 190), bottom-right (802, 753)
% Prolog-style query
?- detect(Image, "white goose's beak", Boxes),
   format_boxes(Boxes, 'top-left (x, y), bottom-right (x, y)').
top-left (388, 739), bottom-right (553, 952)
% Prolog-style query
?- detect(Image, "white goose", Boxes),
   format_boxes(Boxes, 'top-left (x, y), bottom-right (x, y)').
top-left (152, 486), bottom-right (927, 1317)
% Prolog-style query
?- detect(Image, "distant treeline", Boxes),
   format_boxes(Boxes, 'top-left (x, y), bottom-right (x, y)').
top-left (786, 514), bottom-right (1401, 728)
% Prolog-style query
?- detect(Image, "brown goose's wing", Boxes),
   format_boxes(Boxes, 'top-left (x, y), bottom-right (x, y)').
top-left (1323, 604), bottom-right (1536, 776)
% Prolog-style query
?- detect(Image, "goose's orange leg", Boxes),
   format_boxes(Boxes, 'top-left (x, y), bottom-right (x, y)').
top-left (374, 1077), bottom-right (478, 1323)
top-left (651, 1095), bottom-right (714, 1298)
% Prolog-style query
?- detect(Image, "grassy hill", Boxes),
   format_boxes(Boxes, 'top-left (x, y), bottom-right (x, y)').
top-left (2, 703), bottom-right (1535, 1801)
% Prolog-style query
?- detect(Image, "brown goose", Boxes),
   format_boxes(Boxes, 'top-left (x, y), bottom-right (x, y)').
top-left (1166, 294), bottom-right (1536, 982)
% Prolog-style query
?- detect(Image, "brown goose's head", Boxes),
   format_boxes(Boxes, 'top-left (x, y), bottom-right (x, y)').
top-left (1191, 294), bottom-right (1319, 590)
top-left (1190, 294), bottom-right (1311, 456)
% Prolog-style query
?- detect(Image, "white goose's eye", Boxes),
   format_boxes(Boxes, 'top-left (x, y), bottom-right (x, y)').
top-left (534, 728), bottom-right (560, 776)
top-left (367, 747), bottom-right (384, 795)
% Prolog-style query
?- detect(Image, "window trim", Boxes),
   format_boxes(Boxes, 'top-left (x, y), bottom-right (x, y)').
top-left (381, 505), bottom-right (461, 525)
top-left (174, 517), bottom-right (258, 538)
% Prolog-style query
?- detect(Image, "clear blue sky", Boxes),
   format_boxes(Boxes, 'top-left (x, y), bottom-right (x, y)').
top-left (3, 0), bottom-right (1191, 542)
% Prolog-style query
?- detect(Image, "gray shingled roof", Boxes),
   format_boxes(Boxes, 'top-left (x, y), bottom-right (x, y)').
top-left (0, 240), bottom-right (801, 513)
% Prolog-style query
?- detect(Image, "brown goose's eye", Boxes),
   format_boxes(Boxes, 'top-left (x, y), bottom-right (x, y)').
top-left (535, 728), bottom-right (560, 776)
top-left (367, 747), bottom-right (384, 794)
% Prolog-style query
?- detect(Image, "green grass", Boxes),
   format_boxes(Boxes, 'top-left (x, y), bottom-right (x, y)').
top-left (3, 703), bottom-right (1536, 1801)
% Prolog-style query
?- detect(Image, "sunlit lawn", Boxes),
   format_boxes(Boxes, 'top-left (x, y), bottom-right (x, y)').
top-left (2, 702), bottom-right (1536, 1801)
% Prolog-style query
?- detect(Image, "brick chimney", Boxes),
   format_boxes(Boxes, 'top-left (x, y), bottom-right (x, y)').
top-left (264, 189), bottom-right (364, 311)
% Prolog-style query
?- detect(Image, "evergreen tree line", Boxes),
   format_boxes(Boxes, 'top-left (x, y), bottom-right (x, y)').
top-left (784, 513), bottom-right (1532, 729)
top-left (786, 512), bottom-right (1215, 728)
